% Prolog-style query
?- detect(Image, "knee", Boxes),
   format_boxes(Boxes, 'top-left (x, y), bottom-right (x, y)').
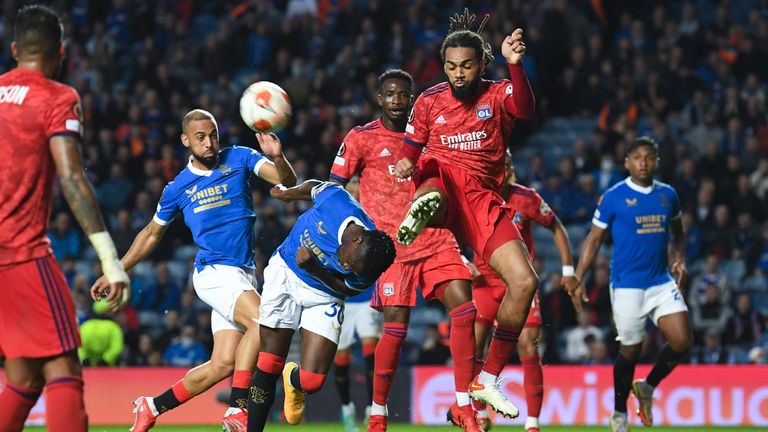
top-left (299, 369), bottom-right (327, 394)
top-left (211, 357), bottom-right (236, 380)
top-left (518, 335), bottom-right (538, 357)
top-left (671, 332), bottom-right (694, 354)
top-left (518, 272), bottom-right (539, 295)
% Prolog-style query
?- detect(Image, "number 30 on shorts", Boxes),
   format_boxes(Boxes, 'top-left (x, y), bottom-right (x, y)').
top-left (324, 302), bottom-right (345, 325)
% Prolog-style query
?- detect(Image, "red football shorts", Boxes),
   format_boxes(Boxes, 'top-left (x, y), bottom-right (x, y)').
top-left (371, 247), bottom-right (471, 311)
top-left (0, 255), bottom-right (80, 359)
top-left (413, 158), bottom-right (522, 262)
top-left (473, 277), bottom-right (541, 328)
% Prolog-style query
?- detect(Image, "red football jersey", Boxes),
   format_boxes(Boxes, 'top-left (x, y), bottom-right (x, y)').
top-left (0, 69), bottom-right (83, 267)
top-left (330, 118), bottom-right (459, 262)
top-left (404, 79), bottom-right (517, 191)
top-left (474, 183), bottom-right (555, 280)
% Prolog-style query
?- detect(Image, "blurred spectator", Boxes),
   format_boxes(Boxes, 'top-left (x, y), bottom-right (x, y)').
top-left (724, 293), bottom-right (766, 349)
top-left (417, 323), bottom-right (451, 366)
top-left (163, 324), bottom-right (207, 367)
top-left (129, 334), bottom-right (157, 366)
top-left (591, 153), bottom-right (623, 193)
top-left (563, 308), bottom-right (603, 363)
top-left (583, 335), bottom-right (611, 365)
top-left (78, 302), bottom-right (125, 366)
top-left (156, 262), bottom-right (183, 312)
top-left (112, 209), bottom-right (135, 256)
top-left (48, 212), bottom-right (81, 261)
top-left (690, 254), bottom-right (731, 307)
top-left (97, 162), bottom-right (134, 214)
top-left (693, 330), bottom-right (729, 365)
top-left (690, 283), bottom-right (732, 341)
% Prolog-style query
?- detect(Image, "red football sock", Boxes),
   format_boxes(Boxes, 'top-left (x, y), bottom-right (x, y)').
top-left (521, 354), bottom-right (544, 417)
top-left (0, 381), bottom-right (41, 432)
top-left (449, 302), bottom-right (477, 395)
top-left (373, 322), bottom-right (408, 406)
top-left (230, 370), bottom-right (254, 409)
top-left (171, 379), bottom-right (192, 404)
top-left (482, 325), bottom-right (520, 376)
top-left (45, 376), bottom-right (87, 432)
top-left (472, 358), bottom-right (487, 412)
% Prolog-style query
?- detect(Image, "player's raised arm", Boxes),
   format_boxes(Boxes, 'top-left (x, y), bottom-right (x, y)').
top-left (254, 132), bottom-right (297, 186)
top-left (270, 179), bottom-right (324, 202)
top-left (500, 28), bottom-right (535, 119)
top-left (50, 134), bottom-right (130, 307)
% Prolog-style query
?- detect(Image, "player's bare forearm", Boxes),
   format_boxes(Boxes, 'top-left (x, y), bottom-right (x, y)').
top-left (270, 179), bottom-right (322, 202)
top-left (549, 217), bottom-right (574, 266)
top-left (59, 174), bottom-right (107, 235)
top-left (272, 154), bottom-right (297, 186)
top-left (670, 218), bottom-right (686, 262)
top-left (309, 267), bottom-right (358, 297)
top-left (121, 221), bottom-right (167, 270)
top-left (575, 225), bottom-right (605, 281)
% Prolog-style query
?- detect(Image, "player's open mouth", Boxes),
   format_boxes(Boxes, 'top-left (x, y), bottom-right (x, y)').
top-left (391, 108), bottom-right (405, 116)
top-left (453, 81), bottom-right (465, 87)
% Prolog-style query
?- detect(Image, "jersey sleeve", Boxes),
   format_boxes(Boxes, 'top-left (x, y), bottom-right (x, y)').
top-left (153, 184), bottom-right (179, 226)
top-left (46, 86), bottom-right (82, 139)
top-left (529, 191), bottom-right (556, 228)
top-left (311, 181), bottom-right (348, 207)
top-left (330, 130), bottom-right (365, 184)
top-left (592, 192), bottom-right (614, 229)
top-left (404, 93), bottom-right (429, 148)
top-left (239, 146), bottom-right (268, 177)
top-left (344, 274), bottom-right (373, 293)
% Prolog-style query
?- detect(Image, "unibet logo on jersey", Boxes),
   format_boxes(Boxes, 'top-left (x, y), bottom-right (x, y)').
top-left (439, 130), bottom-right (487, 151)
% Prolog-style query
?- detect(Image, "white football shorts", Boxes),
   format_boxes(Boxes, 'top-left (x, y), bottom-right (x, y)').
top-left (337, 301), bottom-right (381, 350)
top-left (193, 264), bottom-right (259, 333)
top-left (611, 280), bottom-right (689, 345)
top-left (259, 253), bottom-right (345, 344)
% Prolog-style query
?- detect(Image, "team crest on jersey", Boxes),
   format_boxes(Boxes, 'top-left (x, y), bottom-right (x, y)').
top-left (512, 211), bottom-right (523, 224)
top-left (626, 198), bottom-right (638, 207)
top-left (317, 221), bottom-right (327, 235)
top-left (383, 282), bottom-right (395, 296)
top-left (185, 185), bottom-right (198, 195)
top-left (659, 194), bottom-right (669, 207)
top-left (476, 103), bottom-right (492, 119)
top-left (218, 164), bottom-right (232, 175)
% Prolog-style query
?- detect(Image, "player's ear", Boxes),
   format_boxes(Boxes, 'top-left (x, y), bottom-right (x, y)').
top-left (376, 92), bottom-right (383, 108)
top-left (58, 41), bottom-right (66, 60)
top-left (11, 42), bottom-right (18, 61)
top-left (180, 133), bottom-right (190, 148)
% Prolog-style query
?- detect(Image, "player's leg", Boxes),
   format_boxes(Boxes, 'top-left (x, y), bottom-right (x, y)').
top-left (0, 357), bottom-right (44, 432)
top-left (518, 326), bottom-right (543, 432)
top-left (470, 285), bottom-right (501, 429)
top-left (471, 239), bottom-right (537, 418)
top-left (230, 290), bottom-right (262, 411)
top-left (335, 309), bottom-right (357, 432)
top-left (610, 287), bottom-right (646, 432)
top-left (41, 350), bottom-right (88, 432)
top-left (355, 302), bottom-right (382, 420)
top-left (247, 326), bottom-right (294, 431)
top-left (134, 313), bottom-right (242, 431)
top-left (369, 305), bottom-right (410, 428)
top-left (633, 282), bottom-right (692, 427)
top-left (360, 336), bottom-right (378, 416)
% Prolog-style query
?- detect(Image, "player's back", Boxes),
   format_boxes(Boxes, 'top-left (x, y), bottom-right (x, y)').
top-left (0, 68), bottom-right (82, 267)
top-left (404, 79), bottom-right (516, 191)
top-left (331, 119), bottom-right (458, 263)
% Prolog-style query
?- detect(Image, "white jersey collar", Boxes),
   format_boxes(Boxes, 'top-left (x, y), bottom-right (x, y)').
top-left (624, 177), bottom-right (655, 194)
top-left (187, 156), bottom-right (214, 177)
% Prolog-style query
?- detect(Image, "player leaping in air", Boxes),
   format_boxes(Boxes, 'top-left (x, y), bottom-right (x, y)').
top-left (394, 9), bottom-right (540, 418)
top-left (470, 151), bottom-right (584, 432)
top-left (91, 109), bottom-right (297, 432)
top-left (246, 180), bottom-right (396, 432)
top-left (330, 70), bottom-right (481, 431)
top-left (575, 137), bottom-right (693, 432)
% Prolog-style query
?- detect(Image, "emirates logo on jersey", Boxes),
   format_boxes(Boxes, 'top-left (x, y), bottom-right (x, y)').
top-left (439, 130), bottom-right (487, 151)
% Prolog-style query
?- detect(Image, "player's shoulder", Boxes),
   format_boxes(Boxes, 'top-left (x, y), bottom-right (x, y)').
top-left (604, 179), bottom-right (628, 196)
top-left (352, 119), bottom-right (380, 134)
top-left (653, 180), bottom-right (677, 194)
top-left (346, 120), bottom-right (380, 142)
top-left (419, 82), bottom-right (450, 99)
top-left (509, 183), bottom-right (538, 198)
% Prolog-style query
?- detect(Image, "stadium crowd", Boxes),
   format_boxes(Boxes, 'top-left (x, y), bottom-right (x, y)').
top-left (2, 0), bottom-right (767, 367)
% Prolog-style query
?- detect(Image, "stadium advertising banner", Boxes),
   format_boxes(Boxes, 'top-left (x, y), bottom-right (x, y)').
top-left (412, 365), bottom-right (768, 426)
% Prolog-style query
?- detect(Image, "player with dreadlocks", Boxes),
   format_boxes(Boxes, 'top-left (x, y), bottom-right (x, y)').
top-left (394, 8), bottom-right (544, 423)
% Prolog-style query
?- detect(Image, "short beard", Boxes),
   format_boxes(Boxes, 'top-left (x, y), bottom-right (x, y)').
top-left (449, 78), bottom-right (480, 100)
top-left (192, 152), bottom-right (218, 169)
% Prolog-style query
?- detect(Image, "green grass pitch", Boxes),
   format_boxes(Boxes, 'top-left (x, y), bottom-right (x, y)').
top-left (25, 425), bottom-right (766, 431)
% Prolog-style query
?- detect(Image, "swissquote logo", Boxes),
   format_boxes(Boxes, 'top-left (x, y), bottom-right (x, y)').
top-left (439, 130), bottom-right (487, 151)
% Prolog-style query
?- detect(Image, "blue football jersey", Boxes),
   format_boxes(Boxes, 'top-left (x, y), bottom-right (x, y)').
top-left (276, 182), bottom-right (377, 299)
top-left (592, 178), bottom-right (682, 289)
top-left (153, 146), bottom-right (267, 270)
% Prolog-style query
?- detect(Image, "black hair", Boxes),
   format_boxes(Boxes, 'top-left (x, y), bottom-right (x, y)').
top-left (359, 229), bottom-right (396, 281)
top-left (14, 5), bottom-right (62, 59)
top-left (625, 136), bottom-right (659, 158)
top-left (377, 69), bottom-right (413, 92)
top-left (440, 8), bottom-right (493, 66)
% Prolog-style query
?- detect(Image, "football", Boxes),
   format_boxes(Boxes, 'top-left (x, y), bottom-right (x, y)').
top-left (238, 81), bottom-right (292, 133)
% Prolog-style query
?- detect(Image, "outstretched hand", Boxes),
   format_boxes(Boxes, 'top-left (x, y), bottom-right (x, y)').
top-left (502, 28), bottom-right (527, 65)
top-left (563, 276), bottom-right (588, 314)
top-left (255, 132), bottom-right (283, 158)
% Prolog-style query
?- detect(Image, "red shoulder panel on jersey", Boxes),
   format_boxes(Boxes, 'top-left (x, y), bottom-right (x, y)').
top-left (353, 120), bottom-right (379, 133)
top-left (421, 82), bottom-right (450, 97)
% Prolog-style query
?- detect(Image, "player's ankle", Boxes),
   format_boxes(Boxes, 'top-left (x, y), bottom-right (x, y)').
top-left (370, 401), bottom-right (387, 416)
top-left (525, 417), bottom-right (539, 428)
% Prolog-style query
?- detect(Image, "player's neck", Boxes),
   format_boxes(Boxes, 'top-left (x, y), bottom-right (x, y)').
top-left (628, 176), bottom-right (653, 188)
top-left (380, 116), bottom-right (405, 133)
top-left (15, 58), bottom-right (56, 79)
top-left (190, 156), bottom-right (217, 171)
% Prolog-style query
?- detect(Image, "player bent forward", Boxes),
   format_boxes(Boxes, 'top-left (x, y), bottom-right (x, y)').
top-left (246, 181), bottom-right (396, 432)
